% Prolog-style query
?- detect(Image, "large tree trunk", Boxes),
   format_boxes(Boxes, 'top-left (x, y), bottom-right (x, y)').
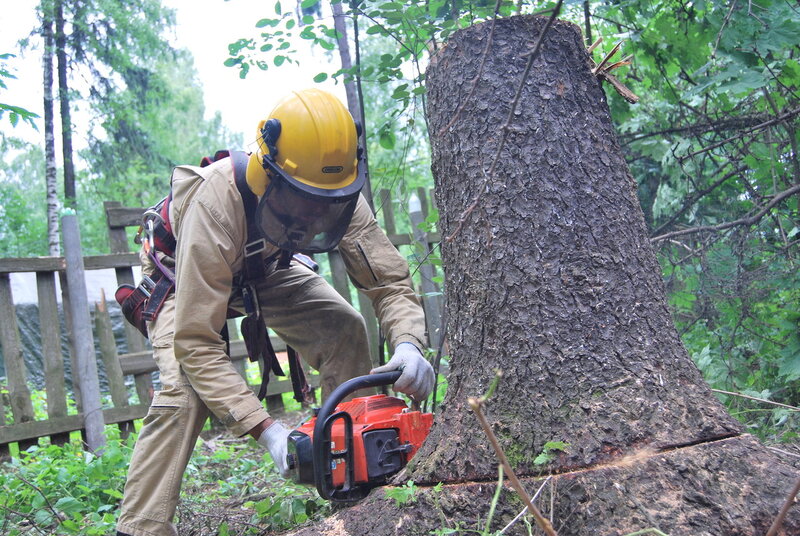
top-left (289, 16), bottom-right (799, 535)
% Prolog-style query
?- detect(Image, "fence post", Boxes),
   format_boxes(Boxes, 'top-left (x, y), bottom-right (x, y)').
top-left (408, 191), bottom-right (443, 352)
top-left (0, 389), bottom-right (6, 459)
top-left (62, 212), bottom-right (105, 452)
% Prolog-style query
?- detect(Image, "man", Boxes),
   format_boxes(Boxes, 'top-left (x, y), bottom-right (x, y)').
top-left (116, 88), bottom-right (434, 536)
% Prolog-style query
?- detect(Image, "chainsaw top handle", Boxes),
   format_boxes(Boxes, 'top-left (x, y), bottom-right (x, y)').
top-left (317, 370), bottom-right (403, 421)
top-left (312, 370), bottom-right (402, 501)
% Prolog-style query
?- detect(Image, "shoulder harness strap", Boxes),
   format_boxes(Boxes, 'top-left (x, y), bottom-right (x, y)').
top-left (229, 151), bottom-right (310, 404)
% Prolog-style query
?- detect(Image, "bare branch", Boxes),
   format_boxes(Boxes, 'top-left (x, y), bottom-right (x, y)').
top-left (712, 0), bottom-right (738, 57)
top-left (711, 389), bottom-right (800, 412)
top-left (469, 396), bottom-right (558, 536)
top-left (766, 477), bottom-right (800, 536)
top-left (651, 164), bottom-right (747, 237)
top-left (678, 107), bottom-right (800, 163)
top-left (651, 183), bottom-right (800, 243)
top-left (621, 113), bottom-right (774, 144)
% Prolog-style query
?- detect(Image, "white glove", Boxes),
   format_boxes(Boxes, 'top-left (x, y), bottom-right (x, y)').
top-left (371, 342), bottom-right (435, 402)
top-left (257, 421), bottom-right (290, 477)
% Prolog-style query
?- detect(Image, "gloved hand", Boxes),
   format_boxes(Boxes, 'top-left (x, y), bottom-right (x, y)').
top-left (257, 421), bottom-right (290, 477)
top-left (371, 342), bottom-right (435, 402)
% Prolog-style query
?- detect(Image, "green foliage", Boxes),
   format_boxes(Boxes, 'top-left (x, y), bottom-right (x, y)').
top-left (585, 0), bottom-right (800, 437)
top-left (82, 51), bottom-right (242, 210)
top-left (181, 435), bottom-right (328, 533)
top-left (533, 441), bottom-right (569, 466)
top-left (248, 484), bottom-right (326, 529)
top-left (384, 479), bottom-right (418, 507)
top-left (0, 53), bottom-right (40, 129)
top-left (0, 2), bottom-right (243, 258)
top-left (0, 430), bottom-right (133, 535)
top-left (0, 137), bottom-right (50, 256)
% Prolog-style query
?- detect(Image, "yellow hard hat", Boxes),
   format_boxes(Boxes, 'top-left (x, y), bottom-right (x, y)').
top-left (247, 88), bottom-right (362, 196)
top-left (246, 89), bottom-right (365, 254)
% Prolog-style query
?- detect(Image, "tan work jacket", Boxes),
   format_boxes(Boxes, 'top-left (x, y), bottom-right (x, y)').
top-left (147, 157), bottom-right (427, 437)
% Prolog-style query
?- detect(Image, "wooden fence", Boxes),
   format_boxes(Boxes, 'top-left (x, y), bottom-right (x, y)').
top-left (0, 189), bottom-right (441, 458)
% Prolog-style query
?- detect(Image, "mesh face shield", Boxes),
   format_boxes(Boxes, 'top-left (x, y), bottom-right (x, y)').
top-left (256, 171), bottom-right (360, 254)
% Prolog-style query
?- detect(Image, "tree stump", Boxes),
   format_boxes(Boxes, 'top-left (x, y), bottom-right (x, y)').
top-left (287, 15), bottom-right (799, 536)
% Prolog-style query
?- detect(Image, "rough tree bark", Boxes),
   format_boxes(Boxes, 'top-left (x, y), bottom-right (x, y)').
top-left (288, 16), bottom-right (799, 536)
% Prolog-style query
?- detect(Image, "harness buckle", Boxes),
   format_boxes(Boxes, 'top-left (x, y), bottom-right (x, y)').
top-left (140, 275), bottom-right (156, 297)
top-left (241, 284), bottom-right (260, 316)
top-left (244, 239), bottom-right (266, 257)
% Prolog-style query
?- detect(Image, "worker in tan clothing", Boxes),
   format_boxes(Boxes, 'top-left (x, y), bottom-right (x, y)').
top-left (116, 89), bottom-right (434, 536)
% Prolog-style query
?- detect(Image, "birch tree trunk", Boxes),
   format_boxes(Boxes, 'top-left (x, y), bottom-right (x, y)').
top-left (42, 0), bottom-right (60, 255)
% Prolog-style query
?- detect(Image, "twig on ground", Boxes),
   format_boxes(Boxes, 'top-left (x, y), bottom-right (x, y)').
top-left (468, 392), bottom-right (558, 536)
top-left (16, 473), bottom-right (63, 524)
top-left (767, 447), bottom-right (800, 460)
top-left (766, 476), bottom-right (800, 536)
top-left (0, 504), bottom-right (50, 536)
top-left (710, 389), bottom-right (800, 412)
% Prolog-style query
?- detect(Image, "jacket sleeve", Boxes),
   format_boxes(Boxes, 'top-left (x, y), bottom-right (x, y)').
top-left (337, 195), bottom-right (428, 351)
top-left (172, 190), bottom-right (269, 437)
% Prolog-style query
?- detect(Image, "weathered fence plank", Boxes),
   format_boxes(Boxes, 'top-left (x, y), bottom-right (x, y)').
top-left (379, 189), bottom-right (397, 236)
top-left (104, 201), bottom-right (152, 405)
top-left (95, 289), bottom-right (134, 437)
top-left (0, 253), bottom-right (139, 273)
top-left (0, 274), bottom-right (36, 453)
top-left (36, 271), bottom-right (69, 446)
top-left (62, 213), bottom-right (105, 452)
top-left (118, 339), bottom-right (281, 377)
top-left (409, 188), bottom-right (443, 351)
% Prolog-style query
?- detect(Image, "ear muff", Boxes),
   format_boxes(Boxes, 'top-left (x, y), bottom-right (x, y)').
top-left (260, 118), bottom-right (281, 158)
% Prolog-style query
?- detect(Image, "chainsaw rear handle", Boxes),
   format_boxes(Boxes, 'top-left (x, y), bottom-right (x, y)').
top-left (312, 370), bottom-right (402, 501)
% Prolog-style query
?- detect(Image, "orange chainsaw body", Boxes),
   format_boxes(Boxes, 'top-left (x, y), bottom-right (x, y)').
top-left (287, 383), bottom-right (434, 501)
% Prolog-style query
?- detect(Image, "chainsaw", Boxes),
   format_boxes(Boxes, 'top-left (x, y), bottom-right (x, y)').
top-left (286, 370), bottom-right (434, 502)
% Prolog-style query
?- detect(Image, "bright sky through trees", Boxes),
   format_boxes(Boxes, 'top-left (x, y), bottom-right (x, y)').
top-left (1, 0), bottom-right (343, 147)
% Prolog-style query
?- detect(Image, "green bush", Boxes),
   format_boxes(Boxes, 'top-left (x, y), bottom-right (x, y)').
top-left (0, 429), bottom-right (133, 535)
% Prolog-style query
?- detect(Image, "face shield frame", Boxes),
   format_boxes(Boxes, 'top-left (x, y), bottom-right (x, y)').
top-left (256, 153), bottom-right (365, 254)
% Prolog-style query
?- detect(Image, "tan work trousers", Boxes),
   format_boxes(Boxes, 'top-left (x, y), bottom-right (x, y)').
top-left (116, 263), bottom-right (372, 536)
